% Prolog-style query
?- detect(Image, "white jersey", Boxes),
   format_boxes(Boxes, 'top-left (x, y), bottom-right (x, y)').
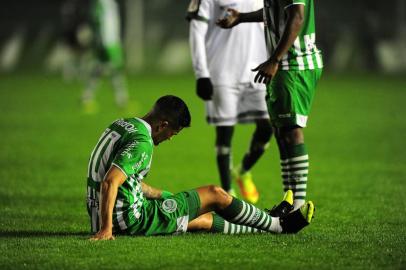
top-left (187, 0), bottom-right (267, 86)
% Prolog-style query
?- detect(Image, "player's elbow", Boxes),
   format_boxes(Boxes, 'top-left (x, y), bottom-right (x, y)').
top-left (292, 11), bottom-right (304, 28)
top-left (102, 177), bottom-right (119, 191)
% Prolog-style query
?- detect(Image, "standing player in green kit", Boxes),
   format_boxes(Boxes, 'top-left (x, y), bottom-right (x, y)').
top-left (87, 95), bottom-right (315, 240)
top-left (217, 0), bottom-right (323, 210)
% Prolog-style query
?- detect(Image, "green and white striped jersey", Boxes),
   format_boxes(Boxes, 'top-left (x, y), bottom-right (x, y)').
top-left (87, 117), bottom-right (153, 232)
top-left (263, 0), bottom-right (323, 70)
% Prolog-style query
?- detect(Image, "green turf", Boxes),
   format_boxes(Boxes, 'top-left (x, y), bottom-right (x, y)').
top-left (0, 72), bottom-right (405, 269)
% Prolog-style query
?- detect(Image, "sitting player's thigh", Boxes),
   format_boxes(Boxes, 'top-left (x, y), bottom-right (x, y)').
top-left (237, 84), bottom-right (269, 123)
top-left (205, 85), bottom-right (239, 126)
top-left (140, 190), bottom-right (201, 236)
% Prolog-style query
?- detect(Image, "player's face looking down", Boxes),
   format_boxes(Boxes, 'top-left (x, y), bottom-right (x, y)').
top-left (152, 120), bottom-right (182, 145)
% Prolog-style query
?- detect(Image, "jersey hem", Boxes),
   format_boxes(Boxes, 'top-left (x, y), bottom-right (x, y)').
top-left (284, 3), bottom-right (306, 9)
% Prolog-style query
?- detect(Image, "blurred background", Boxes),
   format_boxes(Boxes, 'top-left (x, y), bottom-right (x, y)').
top-left (0, 0), bottom-right (405, 75)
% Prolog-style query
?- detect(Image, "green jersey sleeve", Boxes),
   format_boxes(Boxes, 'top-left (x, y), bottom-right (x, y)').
top-left (112, 140), bottom-right (152, 177)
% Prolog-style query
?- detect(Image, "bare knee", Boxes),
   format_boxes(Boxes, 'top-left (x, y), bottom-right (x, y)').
top-left (196, 185), bottom-right (233, 214)
top-left (207, 185), bottom-right (231, 209)
top-left (279, 127), bottom-right (304, 145)
top-left (255, 119), bottom-right (273, 143)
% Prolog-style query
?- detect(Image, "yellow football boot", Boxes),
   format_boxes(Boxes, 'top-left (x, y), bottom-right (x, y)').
top-left (232, 166), bottom-right (259, 204)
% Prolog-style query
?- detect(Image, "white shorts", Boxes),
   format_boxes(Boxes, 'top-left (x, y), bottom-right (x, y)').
top-left (205, 83), bottom-right (269, 126)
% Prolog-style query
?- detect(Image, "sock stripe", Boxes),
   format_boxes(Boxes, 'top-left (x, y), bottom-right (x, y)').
top-left (257, 211), bottom-right (268, 227)
top-left (281, 160), bottom-right (309, 166)
top-left (281, 155), bottom-right (309, 164)
top-left (281, 162), bottom-right (309, 169)
top-left (241, 203), bottom-right (254, 224)
top-left (260, 215), bottom-right (271, 230)
top-left (245, 205), bottom-right (258, 225)
top-left (281, 166), bottom-right (309, 172)
top-left (232, 201), bottom-right (247, 222)
top-left (282, 169), bottom-right (308, 175)
top-left (223, 220), bottom-right (229, 233)
top-left (230, 223), bottom-right (235, 234)
top-left (283, 180), bottom-right (307, 184)
top-left (239, 203), bottom-right (251, 224)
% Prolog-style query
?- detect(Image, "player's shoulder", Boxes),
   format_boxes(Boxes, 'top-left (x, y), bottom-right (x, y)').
top-left (110, 118), bottom-right (151, 138)
top-left (115, 119), bottom-right (153, 152)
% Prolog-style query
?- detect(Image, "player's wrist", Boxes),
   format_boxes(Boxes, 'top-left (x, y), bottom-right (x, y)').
top-left (238, 12), bottom-right (249, 23)
top-left (269, 56), bottom-right (282, 64)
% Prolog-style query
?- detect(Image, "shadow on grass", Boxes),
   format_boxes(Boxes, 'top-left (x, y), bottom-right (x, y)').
top-left (0, 230), bottom-right (90, 238)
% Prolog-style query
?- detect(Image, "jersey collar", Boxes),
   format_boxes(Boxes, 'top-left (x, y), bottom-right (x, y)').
top-left (135, 117), bottom-right (152, 136)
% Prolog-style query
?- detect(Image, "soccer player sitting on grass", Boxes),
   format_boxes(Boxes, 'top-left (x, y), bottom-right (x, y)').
top-left (87, 95), bottom-right (314, 240)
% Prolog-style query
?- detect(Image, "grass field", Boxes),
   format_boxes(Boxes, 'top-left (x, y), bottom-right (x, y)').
top-left (0, 71), bottom-right (405, 269)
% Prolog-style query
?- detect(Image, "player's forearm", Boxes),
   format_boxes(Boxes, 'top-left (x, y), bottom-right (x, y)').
top-left (270, 7), bottom-right (304, 62)
top-left (189, 20), bottom-right (210, 79)
top-left (141, 182), bottom-right (163, 199)
top-left (99, 180), bottom-right (119, 231)
top-left (238, 9), bottom-right (263, 23)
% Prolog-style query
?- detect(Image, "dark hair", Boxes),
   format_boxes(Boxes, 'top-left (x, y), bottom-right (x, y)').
top-left (153, 95), bottom-right (191, 129)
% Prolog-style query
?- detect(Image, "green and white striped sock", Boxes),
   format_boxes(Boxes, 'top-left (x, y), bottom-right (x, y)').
top-left (210, 214), bottom-right (264, 234)
top-left (217, 197), bottom-right (282, 233)
top-left (281, 144), bottom-right (308, 210)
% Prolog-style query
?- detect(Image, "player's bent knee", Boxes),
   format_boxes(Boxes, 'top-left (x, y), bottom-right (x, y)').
top-left (207, 185), bottom-right (231, 207)
top-left (253, 124), bottom-right (272, 147)
top-left (207, 185), bottom-right (224, 196)
top-left (251, 141), bottom-right (269, 152)
top-left (279, 126), bottom-right (304, 145)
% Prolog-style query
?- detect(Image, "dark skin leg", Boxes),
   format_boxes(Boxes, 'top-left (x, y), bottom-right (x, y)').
top-left (275, 125), bottom-right (304, 153)
top-left (241, 118), bottom-right (272, 171)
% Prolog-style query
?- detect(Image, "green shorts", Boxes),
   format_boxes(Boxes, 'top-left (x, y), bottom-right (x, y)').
top-left (266, 68), bottom-right (322, 128)
top-left (124, 190), bottom-right (201, 236)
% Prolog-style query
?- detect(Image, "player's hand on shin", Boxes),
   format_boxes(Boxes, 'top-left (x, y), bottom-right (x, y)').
top-left (252, 58), bottom-right (280, 85)
top-left (216, 8), bottom-right (240, 28)
top-left (196, 77), bottom-right (213, 101)
top-left (90, 228), bottom-right (115, 241)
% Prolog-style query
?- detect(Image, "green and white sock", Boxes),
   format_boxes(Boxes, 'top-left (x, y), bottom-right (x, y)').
top-left (217, 197), bottom-right (282, 233)
top-left (281, 144), bottom-right (308, 210)
top-left (210, 214), bottom-right (264, 234)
